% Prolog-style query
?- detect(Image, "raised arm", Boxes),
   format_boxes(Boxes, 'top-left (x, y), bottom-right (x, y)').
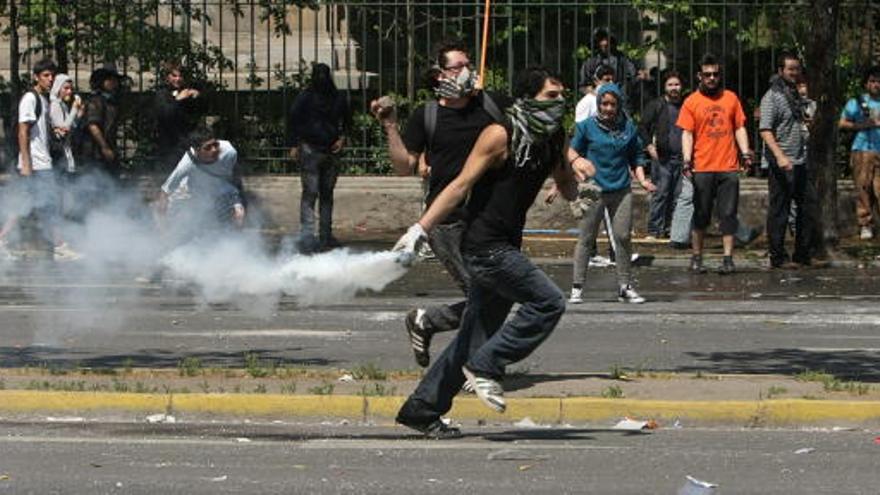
top-left (370, 97), bottom-right (419, 176)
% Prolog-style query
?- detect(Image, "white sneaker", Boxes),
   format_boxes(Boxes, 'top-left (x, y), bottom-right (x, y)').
top-left (462, 366), bottom-right (506, 413)
top-left (618, 284), bottom-right (646, 304)
top-left (589, 255), bottom-right (613, 268)
top-left (860, 226), bottom-right (873, 240)
top-left (568, 287), bottom-right (583, 304)
top-left (53, 242), bottom-right (82, 261)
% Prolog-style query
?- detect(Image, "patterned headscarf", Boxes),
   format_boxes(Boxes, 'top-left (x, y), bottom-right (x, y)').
top-left (506, 97), bottom-right (566, 168)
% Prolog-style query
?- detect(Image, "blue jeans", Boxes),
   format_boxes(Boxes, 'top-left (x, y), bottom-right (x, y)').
top-left (648, 159), bottom-right (681, 236)
top-left (396, 246), bottom-right (565, 424)
top-left (299, 143), bottom-right (339, 242)
top-left (422, 220), bottom-right (471, 334)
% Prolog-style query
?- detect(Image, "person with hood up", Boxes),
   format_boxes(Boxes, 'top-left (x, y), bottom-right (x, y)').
top-left (48, 73), bottom-right (85, 174)
top-left (567, 83), bottom-right (655, 304)
top-left (287, 63), bottom-right (351, 252)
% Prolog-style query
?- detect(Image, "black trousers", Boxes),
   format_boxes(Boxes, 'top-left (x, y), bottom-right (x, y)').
top-left (767, 164), bottom-right (819, 266)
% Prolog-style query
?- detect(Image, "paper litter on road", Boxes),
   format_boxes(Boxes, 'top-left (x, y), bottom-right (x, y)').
top-left (235, 437), bottom-right (251, 443)
top-left (612, 417), bottom-right (658, 431)
top-left (210, 475), bottom-right (228, 482)
top-left (794, 447), bottom-right (815, 454)
top-left (337, 373), bottom-right (354, 383)
top-left (678, 475), bottom-right (717, 495)
top-left (46, 416), bottom-right (85, 423)
top-left (513, 417), bottom-right (540, 428)
top-left (145, 414), bottom-right (176, 424)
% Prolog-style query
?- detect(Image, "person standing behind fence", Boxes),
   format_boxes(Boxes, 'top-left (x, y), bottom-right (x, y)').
top-left (640, 70), bottom-right (684, 240)
top-left (154, 61), bottom-right (203, 172)
top-left (287, 63), bottom-right (350, 252)
top-left (759, 52), bottom-right (820, 269)
top-left (677, 53), bottom-right (753, 275)
top-left (839, 65), bottom-right (880, 241)
top-left (81, 63), bottom-right (124, 179)
top-left (577, 28), bottom-right (640, 110)
top-left (49, 73), bottom-right (85, 175)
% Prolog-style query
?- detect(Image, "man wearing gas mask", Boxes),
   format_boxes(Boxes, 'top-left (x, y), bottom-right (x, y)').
top-left (370, 40), bottom-right (510, 370)
top-left (390, 66), bottom-right (581, 437)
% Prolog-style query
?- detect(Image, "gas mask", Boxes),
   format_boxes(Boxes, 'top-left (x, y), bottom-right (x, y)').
top-left (434, 67), bottom-right (477, 99)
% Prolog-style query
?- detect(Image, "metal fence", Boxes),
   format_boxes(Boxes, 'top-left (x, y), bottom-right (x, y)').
top-left (1, 1), bottom-right (878, 174)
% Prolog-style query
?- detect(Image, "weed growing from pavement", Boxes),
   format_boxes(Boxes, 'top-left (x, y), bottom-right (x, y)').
top-left (280, 382), bottom-right (298, 394)
top-left (122, 358), bottom-right (134, 374)
top-left (608, 365), bottom-right (629, 380)
top-left (765, 386), bottom-right (788, 398)
top-left (351, 362), bottom-right (387, 381)
top-left (253, 384), bottom-right (268, 394)
top-left (308, 382), bottom-right (335, 395)
top-left (795, 369), bottom-right (871, 396)
top-left (360, 383), bottom-right (397, 397)
top-left (601, 385), bottom-right (624, 398)
top-left (178, 357), bottom-right (203, 377)
top-left (244, 353), bottom-right (275, 378)
top-left (0, 379), bottom-right (4, 390)
top-left (112, 378), bottom-right (129, 392)
top-left (199, 380), bottom-right (211, 393)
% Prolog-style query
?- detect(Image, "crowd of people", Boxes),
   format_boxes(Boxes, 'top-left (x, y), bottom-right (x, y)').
top-left (2, 33), bottom-right (879, 438)
top-left (368, 37), bottom-right (880, 437)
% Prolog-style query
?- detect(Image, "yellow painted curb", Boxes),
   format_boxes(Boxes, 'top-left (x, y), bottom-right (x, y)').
top-left (2, 391), bottom-right (880, 426)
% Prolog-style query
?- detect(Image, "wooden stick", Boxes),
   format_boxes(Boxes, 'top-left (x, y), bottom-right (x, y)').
top-left (476, 0), bottom-right (491, 89)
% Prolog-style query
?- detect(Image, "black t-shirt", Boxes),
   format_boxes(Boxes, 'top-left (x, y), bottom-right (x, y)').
top-left (402, 92), bottom-right (511, 222)
top-left (463, 129), bottom-right (565, 252)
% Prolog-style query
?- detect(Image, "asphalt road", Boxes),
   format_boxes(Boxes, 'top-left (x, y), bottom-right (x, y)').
top-left (2, 259), bottom-right (880, 380)
top-left (0, 420), bottom-right (877, 494)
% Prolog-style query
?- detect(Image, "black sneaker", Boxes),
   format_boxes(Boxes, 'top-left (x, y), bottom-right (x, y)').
top-left (718, 256), bottom-right (736, 275)
top-left (405, 309), bottom-right (431, 368)
top-left (397, 417), bottom-right (462, 439)
top-left (690, 254), bottom-right (707, 274)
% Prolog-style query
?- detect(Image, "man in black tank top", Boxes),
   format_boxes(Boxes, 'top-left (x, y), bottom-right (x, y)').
top-left (370, 40), bottom-right (510, 369)
top-left (391, 67), bottom-right (589, 437)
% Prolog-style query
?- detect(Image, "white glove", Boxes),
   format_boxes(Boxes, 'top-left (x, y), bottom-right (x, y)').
top-left (393, 223), bottom-right (427, 254)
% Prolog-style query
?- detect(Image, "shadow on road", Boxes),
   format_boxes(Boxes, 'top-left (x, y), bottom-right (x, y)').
top-left (680, 348), bottom-right (880, 381)
top-left (0, 346), bottom-right (338, 369)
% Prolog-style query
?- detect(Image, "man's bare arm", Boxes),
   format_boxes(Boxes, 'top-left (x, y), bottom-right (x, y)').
top-left (418, 124), bottom-right (508, 231)
top-left (17, 122), bottom-right (32, 175)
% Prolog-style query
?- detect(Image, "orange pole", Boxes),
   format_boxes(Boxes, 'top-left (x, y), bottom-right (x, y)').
top-left (476, 0), bottom-right (491, 89)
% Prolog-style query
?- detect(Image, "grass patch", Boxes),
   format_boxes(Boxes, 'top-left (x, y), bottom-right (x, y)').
top-left (280, 382), bottom-right (298, 394)
top-left (601, 385), bottom-right (624, 399)
top-left (351, 362), bottom-right (387, 381)
top-left (244, 353), bottom-right (275, 378)
top-left (360, 383), bottom-right (397, 397)
top-left (307, 382), bottom-right (335, 395)
top-left (765, 386), bottom-right (788, 398)
top-left (608, 365), bottom-right (629, 380)
top-left (177, 357), bottom-right (203, 377)
top-left (795, 369), bottom-right (870, 395)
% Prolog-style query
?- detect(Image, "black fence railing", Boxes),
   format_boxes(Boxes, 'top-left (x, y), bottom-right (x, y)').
top-left (0, 1), bottom-right (878, 174)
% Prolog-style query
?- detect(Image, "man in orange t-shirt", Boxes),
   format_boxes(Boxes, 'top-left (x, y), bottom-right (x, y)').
top-left (677, 53), bottom-right (753, 275)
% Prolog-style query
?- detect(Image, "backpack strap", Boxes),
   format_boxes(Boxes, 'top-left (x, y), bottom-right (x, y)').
top-left (480, 92), bottom-right (505, 124)
top-left (424, 100), bottom-right (438, 151)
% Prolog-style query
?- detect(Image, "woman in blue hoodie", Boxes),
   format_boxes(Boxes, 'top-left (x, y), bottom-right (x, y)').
top-left (567, 83), bottom-right (655, 304)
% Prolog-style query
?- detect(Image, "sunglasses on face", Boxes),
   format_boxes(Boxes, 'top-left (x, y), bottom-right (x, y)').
top-left (700, 71), bottom-right (721, 79)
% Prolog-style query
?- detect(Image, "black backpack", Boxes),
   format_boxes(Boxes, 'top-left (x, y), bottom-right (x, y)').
top-left (423, 92), bottom-right (506, 151)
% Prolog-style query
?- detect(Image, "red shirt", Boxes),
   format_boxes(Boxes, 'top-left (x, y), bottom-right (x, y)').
top-left (677, 89), bottom-right (747, 173)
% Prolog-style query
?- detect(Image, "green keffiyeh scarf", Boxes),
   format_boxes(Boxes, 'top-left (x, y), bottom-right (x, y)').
top-left (506, 97), bottom-right (566, 168)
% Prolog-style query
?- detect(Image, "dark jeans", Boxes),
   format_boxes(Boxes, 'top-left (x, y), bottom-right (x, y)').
top-left (397, 246), bottom-right (565, 424)
top-left (299, 143), bottom-right (340, 242)
top-left (692, 171), bottom-right (739, 235)
top-left (767, 164), bottom-right (819, 265)
top-left (647, 158), bottom-right (681, 236)
top-left (422, 220), bottom-right (470, 334)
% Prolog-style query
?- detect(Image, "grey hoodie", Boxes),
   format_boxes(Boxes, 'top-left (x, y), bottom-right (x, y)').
top-left (49, 73), bottom-right (82, 172)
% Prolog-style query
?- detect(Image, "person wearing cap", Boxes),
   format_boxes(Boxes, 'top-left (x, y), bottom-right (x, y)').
top-left (81, 63), bottom-right (124, 178)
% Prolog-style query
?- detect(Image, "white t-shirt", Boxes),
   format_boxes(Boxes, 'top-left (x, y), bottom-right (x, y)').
top-left (575, 92), bottom-right (598, 123)
top-left (17, 91), bottom-right (53, 171)
top-left (161, 140), bottom-right (241, 205)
